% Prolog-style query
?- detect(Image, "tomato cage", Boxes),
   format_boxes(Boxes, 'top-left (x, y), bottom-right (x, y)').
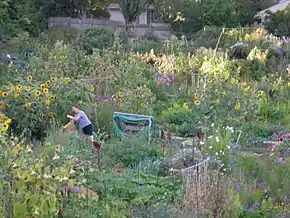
top-left (169, 157), bottom-right (211, 215)
top-left (113, 112), bottom-right (153, 139)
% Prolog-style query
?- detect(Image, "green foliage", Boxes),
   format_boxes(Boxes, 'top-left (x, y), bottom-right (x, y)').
top-left (78, 27), bottom-right (115, 53)
top-left (119, 0), bottom-right (150, 25)
top-left (264, 5), bottom-right (290, 37)
top-left (157, 0), bottom-right (239, 37)
top-left (0, 134), bottom-right (77, 217)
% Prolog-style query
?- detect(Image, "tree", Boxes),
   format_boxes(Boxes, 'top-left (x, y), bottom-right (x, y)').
top-left (156, 0), bottom-right (239, 37)
top-left (264, 5), bottom-right (290, 37)
top-left (45, 0), bottom-right (117, 18)
top-left (234, 0), bottom-right (277, 26)
top-left (119, 0), bottom-right (150, 33)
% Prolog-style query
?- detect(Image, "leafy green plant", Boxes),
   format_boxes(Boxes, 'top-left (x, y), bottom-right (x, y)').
top-left (78, 27), bottom-right (114, 53)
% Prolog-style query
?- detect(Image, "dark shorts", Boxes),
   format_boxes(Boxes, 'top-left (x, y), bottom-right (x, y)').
top-left (82, 124), bottom-right (94, 136)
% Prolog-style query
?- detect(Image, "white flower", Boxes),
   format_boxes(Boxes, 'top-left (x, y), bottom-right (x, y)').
top-left (215, 137), bottom-right (220, 143)
top-left (215, 130), bottom-right (218, 133)
top-left (219, 150), bottom-right (223, 153)
top-left (211, 123), bottom-right (214, 127)
top-left (52, 154), bottom-right (60, 160)
top-left (69, 169), bottom-right (76, 174)
top-left (215, 152), bottom-right (218, 156)
top-left (227, 146), bottom-right (230, 149)
top-left (208, 135), bottom-right (213, 139)
top-left (223, 168), bottom-right (226, 171)
top-left (43, 174), bottom-right (52, 179)
top-left (30, 171), bottom-right (37, 176)
top-left (200, 140), bottom-right (205, 145)
top-left (209, 146), bottom-right (213, 149)
top-left (12, 163), bottom-right (17, 168)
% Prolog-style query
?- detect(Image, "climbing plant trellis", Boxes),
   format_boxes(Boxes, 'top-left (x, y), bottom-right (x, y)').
top-left (169, 157), bottom-right (211, 216)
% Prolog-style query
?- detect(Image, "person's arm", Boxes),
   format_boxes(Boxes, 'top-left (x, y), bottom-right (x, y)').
top-left (67, 114), bottom-right (81, 121)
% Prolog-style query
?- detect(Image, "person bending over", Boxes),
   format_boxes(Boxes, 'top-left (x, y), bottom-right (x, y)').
top-left (67, 106), bottom-right (101, 149)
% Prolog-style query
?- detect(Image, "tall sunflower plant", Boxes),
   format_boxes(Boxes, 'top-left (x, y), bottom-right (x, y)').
top-left (0, 75), bottom-right (74, 138)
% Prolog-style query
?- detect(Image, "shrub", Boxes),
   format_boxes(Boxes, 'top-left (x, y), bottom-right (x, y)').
top-left (78, 27), bottom-right (114, 53)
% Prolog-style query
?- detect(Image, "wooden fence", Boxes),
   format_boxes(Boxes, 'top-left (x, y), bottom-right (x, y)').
top-left (48, 17), bottom-right (172, 40)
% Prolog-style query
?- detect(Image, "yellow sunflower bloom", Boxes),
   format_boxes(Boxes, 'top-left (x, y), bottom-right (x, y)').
top-left (28, 76), bottom-right (33, 81)
top-left (1, 123), bottom-right (9, 132)
top-left (64, 77), bottom-right (70, 83)
top-left (287, 82), bottom-right (290, 87)
top-left (25, 103), bottom-right (31, 109)
top-left (5, 118), bottom-right (11, 124)
top-left (26, 86), bottom-right (30, 91)
top-left (2, 92), bottom-right (8, 97)
top-left (231, 78), bottom-right (239, 85)
top-left (51, 77), bottom-right (57, 81)
top-left (194, 93), bottom-right (198, 99)
top-left (35, 90), bottom-right (41, 97)
top-left (14, 93), bottom-right (20, 99)
top-left (140, 103), bottom-right (145, 108)
top-left (49, 95), bottom-right (56, 101)
top-left (43, 88), bottom-right (49, 95)
top-left (48, 112), bottom-right (53, 118)
top-left (40, 84), bottom-right (46, 89)
top-left (45, 100), bottom-right (50, 106)
top-left (183, 103), bottom-right (189, 110)
top-left (45, 80), bottom-right (51, 86)
top-left (16, 85), bottom-right (22, 92)
top-left (235, 102), bottom-right (241, 110)
top-left (194, 100), bottom-right (201, 106)
top-left (118, 92), bottom-right (124, 98)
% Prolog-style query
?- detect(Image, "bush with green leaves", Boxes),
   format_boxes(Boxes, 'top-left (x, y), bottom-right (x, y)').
top-left (78, 27), bottom-right (115, 53)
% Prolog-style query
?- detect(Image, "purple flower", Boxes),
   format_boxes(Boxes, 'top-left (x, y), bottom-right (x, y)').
top-left (257, 183), bottom-right (264, 189)
top-left (277, 157), bottom-right (284, 164)
top-left (247, 202), bottom-right (261, 212)
top-left (235, 183), bottom-right (243, 192)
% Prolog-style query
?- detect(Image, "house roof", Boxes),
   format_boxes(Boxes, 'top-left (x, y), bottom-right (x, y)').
top-left (256, 0), bottom-right (290, 15)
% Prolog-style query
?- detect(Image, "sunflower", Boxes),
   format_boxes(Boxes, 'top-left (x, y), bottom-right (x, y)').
top-left (51, 77), bottom-right (57, 81)
top-left (40, 84), bottom-right (46, 89)
top-left (25, 103), bottom-right (31, 109)
top-left (194, 100), bottom-right (201, 106)
top-left (16, 85), bottom-right (22, 92)
top-left (45, 80), bottom-right (51, 86)
top-left (35, 90), bottom-right (41, 97)
top-left (28, 76), bottom-right (33, 81)
top-left (183, 103), bottom-right (189, 110)
top-left (234, 102), bottom-right (241, 110)
top-left (5, 118), bottom-right (11, 124)
top-left (140, 103), bottom-right (145, 108)
top-left (2, 92), bottom-right (8, 97)
top-left (48, 112), bottom-right (53, 118)
top-left (49, 95), bottom-right (56, 101)
top-left (14, 93), bottom-right (20, 99)
top-left (64, 77), bottom-right (71, 83)
top-left (26, 86), bottom-right (30, 91)
top-left (231, 78), bottom-right (239, 85)
top-left (1, 123), bottom-right (9, 132)
top-left (45, 100), bottom-right (50, 106)
top-left (118, 92), bottom-right (124, 98)
top-left (207, 79), bottom-right (212, 83)
top-left (43, 88), bottom-right (49, 95)
top-left (50, 68), bottom-right (55, 72)
top-left (194, 93), bottom-right (198, 99)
